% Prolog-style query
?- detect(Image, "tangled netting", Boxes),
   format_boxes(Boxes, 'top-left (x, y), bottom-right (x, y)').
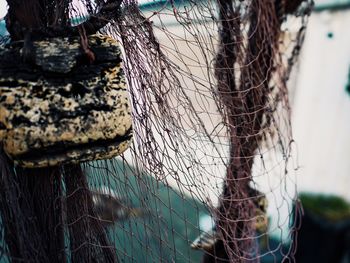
top-left (0, 0), bottom-right (313, 262)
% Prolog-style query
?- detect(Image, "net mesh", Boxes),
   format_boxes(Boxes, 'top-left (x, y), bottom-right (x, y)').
top-left (0, 0), bottom-right (313, 262)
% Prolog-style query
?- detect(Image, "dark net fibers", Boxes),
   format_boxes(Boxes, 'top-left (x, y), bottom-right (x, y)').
top-left (0, 0), bottom-right (313, 262)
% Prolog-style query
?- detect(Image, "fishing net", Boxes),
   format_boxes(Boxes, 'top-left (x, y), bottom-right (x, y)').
top-left (0, 0), bottom-right (313, 262)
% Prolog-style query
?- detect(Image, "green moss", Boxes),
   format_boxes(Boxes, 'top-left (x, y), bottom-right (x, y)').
top-left (299, 192), bottom-right (350, 221)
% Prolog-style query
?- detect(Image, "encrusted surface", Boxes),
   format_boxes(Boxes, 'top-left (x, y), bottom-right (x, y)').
top-left (0, 35), bottom-right (132, 167)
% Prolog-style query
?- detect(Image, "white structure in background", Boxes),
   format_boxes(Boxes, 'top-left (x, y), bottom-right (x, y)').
top-left (293, 7), bottom-right (350, 200)
top-left (135, 1), bottom-right (350, 201)
top-left (143, 1), bottom-right (350, 241)
top-left (253, 3), bottom-right (350, 239)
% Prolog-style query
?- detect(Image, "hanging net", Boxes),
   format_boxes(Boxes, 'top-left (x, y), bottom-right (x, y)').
top-left (0, 0), bottom-right (313, 262)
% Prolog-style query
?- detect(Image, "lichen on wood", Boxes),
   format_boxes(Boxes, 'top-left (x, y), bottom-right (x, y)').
top-left (0, 34), bottom-right (132, 167)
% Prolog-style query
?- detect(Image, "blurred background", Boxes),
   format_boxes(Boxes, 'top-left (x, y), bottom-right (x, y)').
top-left (0, 0), bottom-right (349, 262)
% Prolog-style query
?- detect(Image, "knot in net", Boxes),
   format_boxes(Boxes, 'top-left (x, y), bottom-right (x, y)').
top-left (0, 0), bottom-right (313, 262)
